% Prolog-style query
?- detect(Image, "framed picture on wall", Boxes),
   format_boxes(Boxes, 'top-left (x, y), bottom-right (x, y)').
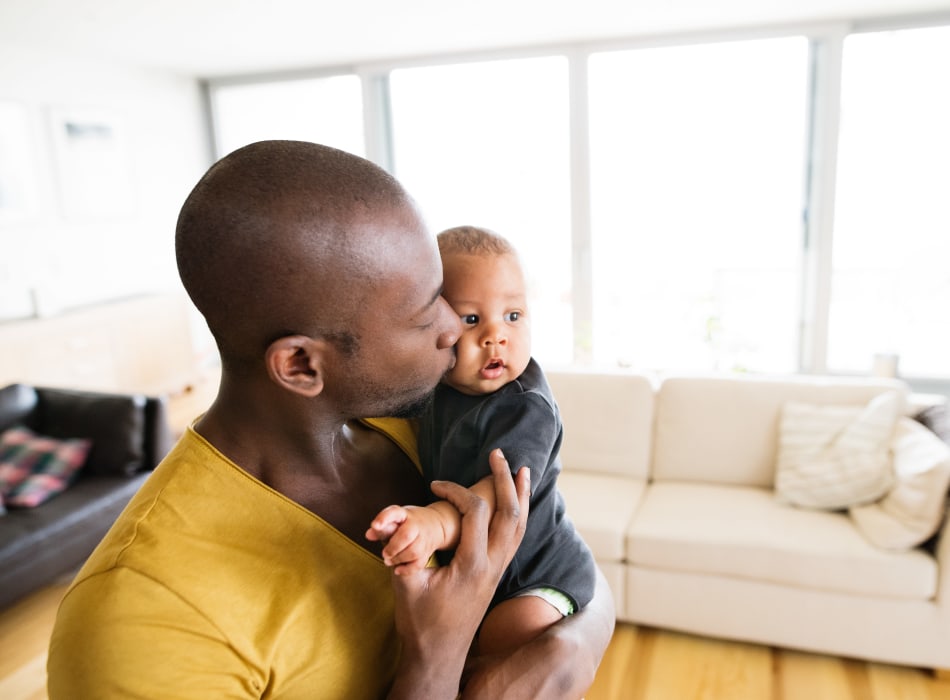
top-left (0, 101), bottom-right (40, 224)
top-left (49, 107), bottom-right (135, 220)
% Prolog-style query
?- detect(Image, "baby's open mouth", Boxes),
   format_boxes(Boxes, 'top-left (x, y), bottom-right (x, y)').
top-left (479, 358), bottom-right (506, 380)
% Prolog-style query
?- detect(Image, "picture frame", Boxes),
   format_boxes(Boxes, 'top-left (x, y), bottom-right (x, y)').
top-left (49, 107), bottom-right (135, 220)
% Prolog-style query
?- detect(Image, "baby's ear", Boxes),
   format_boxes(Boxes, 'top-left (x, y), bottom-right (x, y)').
top-left (264, 335), bottom-right (326, 397)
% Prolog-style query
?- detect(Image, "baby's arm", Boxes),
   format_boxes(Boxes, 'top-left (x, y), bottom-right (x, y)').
top-left (366, 478), bottom-right (498, 574)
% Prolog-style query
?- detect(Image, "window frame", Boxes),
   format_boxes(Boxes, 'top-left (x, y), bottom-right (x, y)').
top-left (204, 11), bottom-right (950, 396)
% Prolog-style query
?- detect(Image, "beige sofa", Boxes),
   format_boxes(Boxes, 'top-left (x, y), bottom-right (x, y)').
top-left (548, 369), bottom-right (950, 673)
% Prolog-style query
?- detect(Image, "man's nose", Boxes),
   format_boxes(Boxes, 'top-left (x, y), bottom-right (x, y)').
top-left (436, 298), bottom-right (462, 349)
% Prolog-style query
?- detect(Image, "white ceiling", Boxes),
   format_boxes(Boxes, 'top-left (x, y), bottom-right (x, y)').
top-left (2, 0), bottom-right (949, 78)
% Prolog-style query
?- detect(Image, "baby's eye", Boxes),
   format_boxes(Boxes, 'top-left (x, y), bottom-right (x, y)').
top-left (505, 311), bottom-right (521, 322)
top-left (461, 314), bottom-right (479, 326)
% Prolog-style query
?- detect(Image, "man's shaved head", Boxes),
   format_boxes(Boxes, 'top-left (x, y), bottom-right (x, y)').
top-left (176, 140), bottom-right (417, 372)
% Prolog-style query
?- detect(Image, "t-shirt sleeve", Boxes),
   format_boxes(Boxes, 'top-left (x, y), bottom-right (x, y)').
top-left (473, 392), bottom-right (560, 491)
top-left (48, 568), bottom-right (264, 699)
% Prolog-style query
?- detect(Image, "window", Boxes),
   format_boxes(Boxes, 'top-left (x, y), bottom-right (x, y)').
top-left (389, 57), bottom-right (573, 366)
top-left (210, 75), bottom-right (364, 158)
top-left (204, 17), bottom-right (950, 391)
top-left (828, 25), bottom-right (950, 379)
top-left (587, 37), bottom-right (810, 372)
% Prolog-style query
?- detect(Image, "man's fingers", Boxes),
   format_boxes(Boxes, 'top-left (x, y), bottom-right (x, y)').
top-left (429, 478), bottom-right (491, 565)
top-left (486, 449), bottom-right (529, 568)
top-left (430, 480), bottom-right (490, 526)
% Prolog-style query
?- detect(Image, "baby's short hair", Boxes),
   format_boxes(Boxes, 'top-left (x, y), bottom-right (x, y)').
top-left (437, 225), bottom-right (516, 257)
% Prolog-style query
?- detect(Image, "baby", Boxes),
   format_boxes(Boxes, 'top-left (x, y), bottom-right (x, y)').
top-left (366, 225), bottom-right (595, 656)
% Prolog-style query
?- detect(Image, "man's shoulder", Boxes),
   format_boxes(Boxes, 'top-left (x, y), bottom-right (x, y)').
top-left (359, 417), bottom-right (420, 466)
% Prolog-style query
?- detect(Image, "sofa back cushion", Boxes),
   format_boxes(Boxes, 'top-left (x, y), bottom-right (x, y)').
top-left (35, 388), bottom-right (147, 476)
top-left (652, 374), bottom-right (908, 487)
top-left (546, 369), bottom-right (655, 479)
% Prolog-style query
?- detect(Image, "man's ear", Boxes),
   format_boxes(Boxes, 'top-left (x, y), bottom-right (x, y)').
top-left (265, 335), bottom-right (326, 397)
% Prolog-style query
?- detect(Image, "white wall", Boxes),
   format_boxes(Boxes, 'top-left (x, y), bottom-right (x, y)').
top-left (0, 44), bottom-right (210, 320)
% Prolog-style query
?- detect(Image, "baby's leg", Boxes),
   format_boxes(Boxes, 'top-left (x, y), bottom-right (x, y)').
top-left (476, 591), bottom-right (568, 657)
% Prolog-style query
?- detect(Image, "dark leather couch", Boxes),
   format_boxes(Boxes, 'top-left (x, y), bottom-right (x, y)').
top-left (0, 384), bottom-right (173, 609)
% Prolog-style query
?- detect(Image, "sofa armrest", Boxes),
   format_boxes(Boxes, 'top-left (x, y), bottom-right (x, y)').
top-left (0, 384), bottom-right (39, 432)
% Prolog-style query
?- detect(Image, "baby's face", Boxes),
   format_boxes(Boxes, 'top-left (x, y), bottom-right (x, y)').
top-left (440, 252), bottom-right (532, 396)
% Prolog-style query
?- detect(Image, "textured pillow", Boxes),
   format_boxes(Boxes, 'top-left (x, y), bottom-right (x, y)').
top-left (775, 391), bottom-right (900, 509)
top-left (850, 418), bottom-right (950, 550)
top-left (0, 426), bottom-right (46, 494)
top-left (0, 426), bottom-right (92, 508)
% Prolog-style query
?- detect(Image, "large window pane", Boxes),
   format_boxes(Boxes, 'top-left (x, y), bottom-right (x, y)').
top-left (828, 26), bottom-right (950, 379)
top-left (210, 75), bottom-right (364, 158)
top-left (589, 37), bottom-right (809, 373)
top-left (390, 57), bottom-right (573, 366)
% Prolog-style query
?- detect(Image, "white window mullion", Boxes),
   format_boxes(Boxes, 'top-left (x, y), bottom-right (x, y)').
top-left (360, 71), bottom-right (394, 174)
top-left (799, 26), bottom-right (847, 374)
top-left (568, 50), bottom-right (593, 366)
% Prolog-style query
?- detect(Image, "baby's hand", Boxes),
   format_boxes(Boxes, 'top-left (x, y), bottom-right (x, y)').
top-left (365, 504), bottom-right (408, 543)
top-left (365, 505), bottom-right (447, 575)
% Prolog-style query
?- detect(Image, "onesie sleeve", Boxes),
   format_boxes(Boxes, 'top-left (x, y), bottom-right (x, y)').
top-left (472, 391), bottom-right (561, 493)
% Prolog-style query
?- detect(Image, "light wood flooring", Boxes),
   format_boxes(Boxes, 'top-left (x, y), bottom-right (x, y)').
top-left (2, 582), bottom-right (948, 699)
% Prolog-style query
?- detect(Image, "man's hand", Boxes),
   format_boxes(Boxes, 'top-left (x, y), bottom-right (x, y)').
top-left (386, 449), bottom-right (530, 699)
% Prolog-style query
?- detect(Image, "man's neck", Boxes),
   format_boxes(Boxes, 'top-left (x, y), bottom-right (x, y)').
top-left (193, 378), bottom-right (427, 552)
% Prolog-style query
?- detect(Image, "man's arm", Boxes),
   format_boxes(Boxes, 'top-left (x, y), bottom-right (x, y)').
top-left (461, 566), bottom-right (616, 700)
top-left (387, 448), bottom-right (530, 700)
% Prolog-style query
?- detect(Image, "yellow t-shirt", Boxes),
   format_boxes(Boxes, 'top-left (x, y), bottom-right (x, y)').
top-left (48, 418), bottom-right (418, 699)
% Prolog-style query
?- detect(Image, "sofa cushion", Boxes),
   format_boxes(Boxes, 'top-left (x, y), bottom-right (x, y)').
top-left (850, 418), bottom-right (950, 550)
top-left (652, 375), bottom-right (908, 487)
top-left (559, 471), bottom-right (647, 562)
top-left (774, 392), bottom-right (899, 509)
top-left (36, 388), bottom-right (147, 476)
top-left (546, 369), bottom-right (655, 479)
top-left (626, 482), bottom-right (937, 600)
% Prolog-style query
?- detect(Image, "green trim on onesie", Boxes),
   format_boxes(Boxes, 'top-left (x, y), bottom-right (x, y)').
top-left (516, 586), bottom-right (576, 616)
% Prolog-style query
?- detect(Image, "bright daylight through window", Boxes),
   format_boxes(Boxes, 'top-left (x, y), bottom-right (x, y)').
top-left (389, 57), bottom-right (574, 367)
top-left (207, 20), bottom-right (949, 386)
top-left (588, 37), bottom-right (809, 373)
top-left (210, 75), bottom-right (364, 159)
top-left (828, 25), bottom-right (950, 380)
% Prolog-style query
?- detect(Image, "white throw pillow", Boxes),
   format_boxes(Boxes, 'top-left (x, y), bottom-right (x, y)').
top-left (775, 391), bottom-right (900, 510)
top-left (850, 417), bottom-right (950, 550)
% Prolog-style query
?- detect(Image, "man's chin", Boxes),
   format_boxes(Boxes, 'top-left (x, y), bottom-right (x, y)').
top-left (383, 389), bottom-right (435, 420)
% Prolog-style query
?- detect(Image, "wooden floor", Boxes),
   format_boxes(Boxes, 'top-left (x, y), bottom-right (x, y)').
top-left (2, 582), bottom-right (948, 700)
top-left (586, 624), bottom-right (950, 700)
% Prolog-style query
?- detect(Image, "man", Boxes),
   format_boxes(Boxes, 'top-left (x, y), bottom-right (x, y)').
top-left (48, 140), bottom-right (614, 698)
